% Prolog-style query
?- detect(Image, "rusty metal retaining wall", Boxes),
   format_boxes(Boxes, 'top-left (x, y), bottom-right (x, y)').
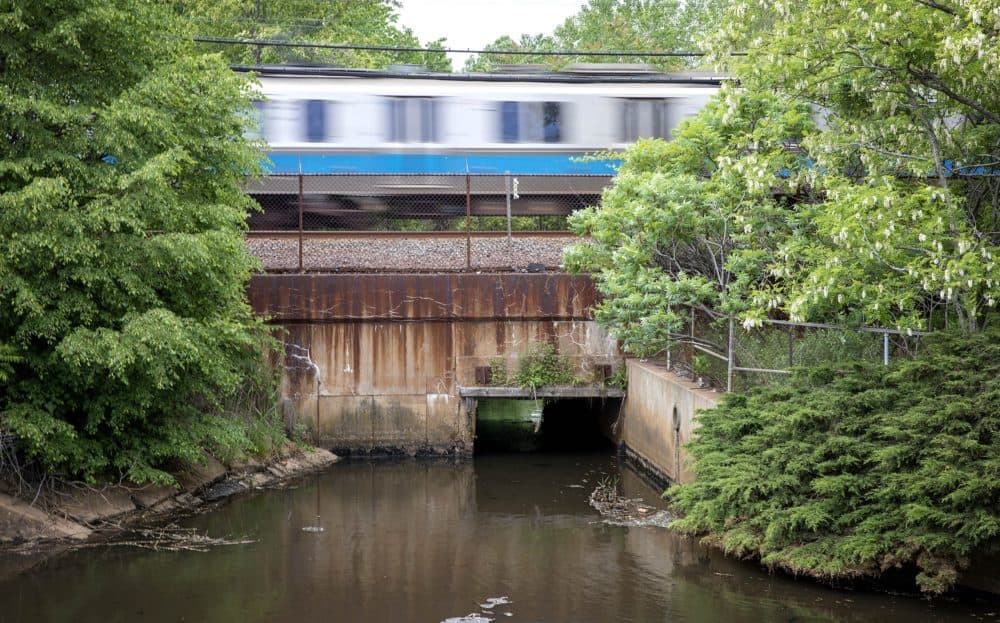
top-left (250, 273), bottom-right (622, 456)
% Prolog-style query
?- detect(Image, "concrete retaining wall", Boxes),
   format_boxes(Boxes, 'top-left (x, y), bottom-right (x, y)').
top-left (253, 273), bottom-right (623, 455)
top-left (619, 360), bottom-right (720, 485)
top-left (282, 319), bottom-right (621, 455)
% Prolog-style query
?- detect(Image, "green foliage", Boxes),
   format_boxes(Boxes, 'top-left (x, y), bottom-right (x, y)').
top-left (179, 0), bottom-right (451, 71)
top-left (488, 357), bottom-right (509, 386)
top-left (564, 89), bottom-right (816, 355)
top-left (603, 365), bottom-right (627, 390)
top-left (0, 344), bottom-right (20, 385)
top-left (473, 216), bottom-right (568, 232)
top-left (464, 0), bottom-right (733, 72)
top-left (669, 327), bottom-right (1000, 594)
top-left (0, 0), bottom-right (273, 483)
top-left (709, 0), bottom-right (1000, 332)
top-left (565, 0), bottom-right (999, 346)
top-left (367, 215), bottom-right (568, 233)
top-left (511, 343), bottom-right (578, 391)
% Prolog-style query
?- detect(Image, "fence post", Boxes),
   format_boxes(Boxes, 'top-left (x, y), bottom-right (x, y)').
top-left (689, 306), bottom-right (695, 374)
top-left (883, 330), bottom-right (890, 366)
top-left (504, 171), bottom-right (512, 241)
top-left (297, 173), bottom-right (304, 273)
top-left (727, 315), bottom-right (735, 392)
top-left (465, 171), bottom-right (471, 271)
top-left (787, 325), bottom-right (794, 368)
top-left (666, 305), bottom-right (672, 370)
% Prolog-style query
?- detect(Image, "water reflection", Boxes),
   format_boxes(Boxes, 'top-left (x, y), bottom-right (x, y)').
top-left (0, 454), bottom-right (995, 623)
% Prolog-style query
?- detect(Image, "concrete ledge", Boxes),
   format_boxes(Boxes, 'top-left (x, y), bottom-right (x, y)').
top-left (459, 386), bottom-right (624, 399)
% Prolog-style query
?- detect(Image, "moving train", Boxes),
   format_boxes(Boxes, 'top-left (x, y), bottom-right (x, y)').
top-left (238, 65), bottom-right (723, 227)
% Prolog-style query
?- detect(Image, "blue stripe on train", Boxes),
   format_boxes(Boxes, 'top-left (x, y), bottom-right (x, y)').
top-left (263, 152), bottom-right (621, 175)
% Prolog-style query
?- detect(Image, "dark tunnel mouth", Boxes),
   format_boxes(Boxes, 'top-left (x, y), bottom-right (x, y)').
top-left (473, 398), bottom-right (620, 455)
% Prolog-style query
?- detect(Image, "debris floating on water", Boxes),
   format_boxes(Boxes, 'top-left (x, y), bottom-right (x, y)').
top-left (480, 597), bottom-right (511, 609)
top-left (302, 515), bottom-right (325, 533)
top-left (589, 478), bottom-right (674, 527)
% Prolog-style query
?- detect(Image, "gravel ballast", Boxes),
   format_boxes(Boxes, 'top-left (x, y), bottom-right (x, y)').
top-left (247, 235), bottom-right (584, 272)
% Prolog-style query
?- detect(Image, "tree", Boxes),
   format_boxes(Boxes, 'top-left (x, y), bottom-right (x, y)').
top-left (179, 0), bottom-right (452, 71)
top-left (0, 0), bottom-right (272, 483)
top-left (464, 0), bottom-right (732, 72)
top-left (564, 88), bottom-right (815, 355)
top-left (709, 0), bottom-right (1000, 332)
top-left (463, 34), bottom-right (559, 72)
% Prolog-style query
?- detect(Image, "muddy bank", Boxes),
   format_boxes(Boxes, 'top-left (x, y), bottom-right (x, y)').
top-left (0, 444), bottom-right (337, 564)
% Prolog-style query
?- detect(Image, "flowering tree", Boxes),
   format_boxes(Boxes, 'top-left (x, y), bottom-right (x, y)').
top-left (711, 0), bottom-right (1000, 332)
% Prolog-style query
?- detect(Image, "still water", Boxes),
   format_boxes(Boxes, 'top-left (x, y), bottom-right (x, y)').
top-left (1, 451), bottom-right (997, 623)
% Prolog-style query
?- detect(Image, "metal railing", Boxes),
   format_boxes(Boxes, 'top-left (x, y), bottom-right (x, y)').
top-left (662, 305), bottom-right (931, 392)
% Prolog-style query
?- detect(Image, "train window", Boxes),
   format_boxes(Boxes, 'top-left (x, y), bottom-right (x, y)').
top-left (303, 99), bottom-right (329, 142)
top-left (500, 102), bottom-right (562, 143)
top-left (245, 100), bottom-right (266, 140)
top-left (387, 97), bottom-right (438, 143)
top-left (621, 99), bottom-right (670, 142)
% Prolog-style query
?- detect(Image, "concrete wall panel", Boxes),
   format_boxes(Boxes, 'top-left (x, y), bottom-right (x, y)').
top-left (620, 361), bottom-right (719, 485)
top-left (372, 395), bottom-right (427, 448)
top-left (314, 395), bottom-right (374, 448)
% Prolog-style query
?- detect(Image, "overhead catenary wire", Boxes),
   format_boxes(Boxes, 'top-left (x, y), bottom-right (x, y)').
top-left (193, 36), bottom-right (747, 58)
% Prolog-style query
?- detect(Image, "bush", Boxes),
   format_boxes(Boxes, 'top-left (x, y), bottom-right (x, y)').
top-left (512, 343), bottom-right (578, 391)
top-left (669, 327), bottom-right (1000, 594)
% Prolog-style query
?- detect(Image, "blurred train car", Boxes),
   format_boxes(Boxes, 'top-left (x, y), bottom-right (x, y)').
top-left (237, 65), bottom-right (723, 228)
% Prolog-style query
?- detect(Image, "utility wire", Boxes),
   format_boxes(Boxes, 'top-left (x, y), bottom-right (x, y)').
top-left (193, 36), bottom-right (746, 58)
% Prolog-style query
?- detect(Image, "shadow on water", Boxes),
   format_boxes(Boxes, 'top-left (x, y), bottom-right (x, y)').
top-left (1, 401), bottom-right (998, 622)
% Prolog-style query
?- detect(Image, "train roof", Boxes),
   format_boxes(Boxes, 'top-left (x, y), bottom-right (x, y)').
top-left (233, 64), bottom-right (729, 86)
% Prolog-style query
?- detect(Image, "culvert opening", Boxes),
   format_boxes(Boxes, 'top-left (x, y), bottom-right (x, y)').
top-left (474, 398), bottom-right (620, 454)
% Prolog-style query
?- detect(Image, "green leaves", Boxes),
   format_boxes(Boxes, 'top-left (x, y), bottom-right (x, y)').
top-left (178, 0), bottom-right (452, 71)
top-left (708, 0), bottom-right (1000, 331)
top-left (464, 0), bottom-right (730, 72)
top-left (670, 328), bottom-right (1000, 593)
top-left (564, 89), bottom-right (815, 356)
top-left (0, 0), bottom-right (273, 483)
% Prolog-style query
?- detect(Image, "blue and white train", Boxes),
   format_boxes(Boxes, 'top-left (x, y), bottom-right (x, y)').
top-left (239, 65), bottom-right (722, 224)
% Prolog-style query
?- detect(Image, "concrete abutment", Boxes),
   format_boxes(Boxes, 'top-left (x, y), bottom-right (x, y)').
top-left (617, 360), bottom-right (720, 486)
top-left (250, 273), bottom-right (624, 456)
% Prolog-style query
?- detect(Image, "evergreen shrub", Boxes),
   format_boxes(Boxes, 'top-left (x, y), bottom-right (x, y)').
top-left (669, 327), bottom-right (1000, 593)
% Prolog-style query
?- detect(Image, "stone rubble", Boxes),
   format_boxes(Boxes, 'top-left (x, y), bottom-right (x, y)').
top-left (0, 446), bottom-right (338, 547)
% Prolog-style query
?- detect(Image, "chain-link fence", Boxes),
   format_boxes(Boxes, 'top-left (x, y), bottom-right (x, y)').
top-left (244, 172), bottom-right (608, 272)
top-left (658, 306), bottom-right (928, 392)
top-left (245, 173), bottom-right (608, 233)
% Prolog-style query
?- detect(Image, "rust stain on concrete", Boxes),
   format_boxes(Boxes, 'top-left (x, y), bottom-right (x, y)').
top-left (249, 273), bottom-right (598, 322)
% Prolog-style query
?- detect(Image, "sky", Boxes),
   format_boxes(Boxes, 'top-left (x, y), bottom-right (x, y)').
top-left (397, 0), bottom-right (588, 70)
